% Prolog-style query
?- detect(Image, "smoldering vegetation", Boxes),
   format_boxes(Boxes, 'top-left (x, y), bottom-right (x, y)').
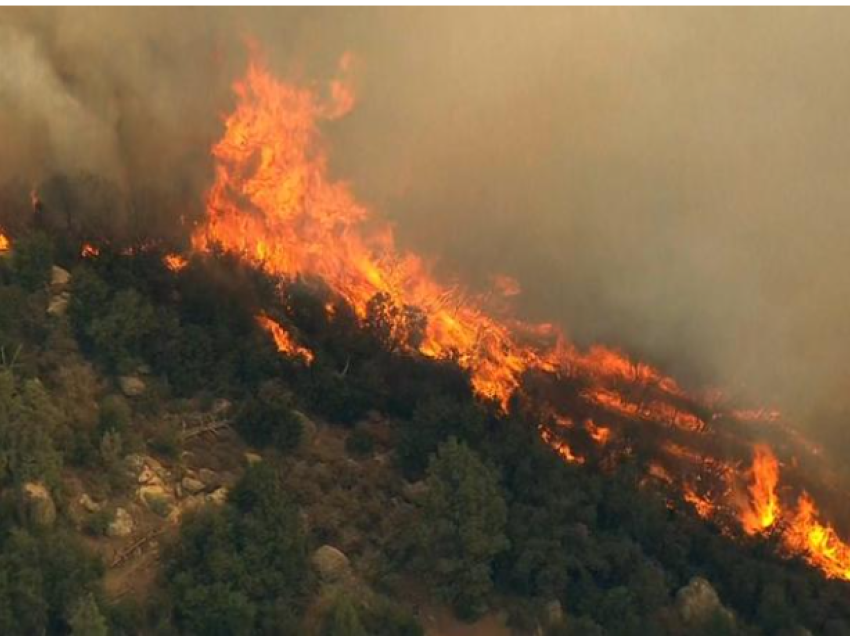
top-left (3, 8), bottom-right (850, 443)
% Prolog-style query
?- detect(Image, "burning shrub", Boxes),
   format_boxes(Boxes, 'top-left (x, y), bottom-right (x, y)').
top-left (365, 292), bottom-right (427, 353)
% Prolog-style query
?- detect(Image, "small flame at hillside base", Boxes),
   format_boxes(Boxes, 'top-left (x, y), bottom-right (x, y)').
top-left (192, 49), bottom-right (850, 582)
top-left (256, 314), bottom-right (314, 364)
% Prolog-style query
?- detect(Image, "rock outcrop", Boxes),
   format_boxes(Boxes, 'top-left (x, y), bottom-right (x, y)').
top-left (107, 507), bottom-right (134, 538)
top-left (676, 576), bottom-right (735, 627)
top-left (311, 545), bottom-right (351, 584)
top-left (22, 482), bottom-right (56, 528)
top-left (119, 376), bottom-right (146, 397)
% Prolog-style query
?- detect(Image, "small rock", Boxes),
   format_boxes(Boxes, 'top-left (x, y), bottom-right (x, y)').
top-left (22, 482), bottom-right (56, 528)
top-left (137, 465), bottom-right (156, 485)
top-left (198, 468), bottom-right (219, 487)
top-left (139, 487), bottom-right (172, 518)
top-left (206, 487), bottom-right (229, 506)
top-left (402, 480), bottom-right (429, 502)
top-left (544, 599), bottom-right (563, 626)
top-left (47, 292), bottom-right (70, 317)
top-left (50, 266), bottom-right (71, 289)
top-left (79, 494), bottom-right (101, 513)
top-left (125, 454), bottom-right (147, 475)
top-left (119, 376), bottom-right (146, 397)
top-left (181, 476), bottom-right (206, 495)
top-left (211, 399), bottom-right (232, 415)
top-left (244, 452), bottom-right (263, 466)
top-left (311, 545), bottom-right (351, 583)
top-left (677, 576), bottom-right (734, 627)
top-left (107, 508), bottom-right (134, 538)
top-left (181, 494), bottom-right (205, 514)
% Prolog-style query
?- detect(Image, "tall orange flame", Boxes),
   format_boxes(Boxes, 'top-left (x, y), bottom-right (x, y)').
top-left (192, 51), bottom-right (694, 413)
top-left (0, 230), bottom-right (9, 253)
top-left (785, 494), bottom-right (850, 580)
top-left (741, 444), bottom-right (780, 535)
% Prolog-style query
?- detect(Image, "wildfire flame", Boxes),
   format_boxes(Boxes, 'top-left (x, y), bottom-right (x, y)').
top-left (0, 230), bottom-right (9, 252)
top-left (192, 50), bottom-right (697, 411)
top-left (81, 243), bottom-right (100, 258)
top-left (192, 47), bottom-right (850, 583)
top-left (740, 444), bottom-right (780, 535)
top-left (786, 494), bottom-right (850, 580)
top-left (164, 253), bottom-right (188, 272)
top-left (585, 418), bottom-right (611, 445)
top-left (539, 426), bottom-right (584, 464)
top-left (684, 484), bottom-right (716, 519)
top-left (256, 313), bottom-right (314, 364)
top-left (731, 444), bottom-right (850, 580)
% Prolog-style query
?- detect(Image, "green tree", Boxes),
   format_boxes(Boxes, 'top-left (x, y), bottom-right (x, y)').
top-left (0, 529), bottom-right (101, 635)
top-left (86, 288), bottom-right (156, 372)
top-left (68, 593), bottom-right (108, 636)
top-left (166, 464), bottom-right (309, 635)
top-left (235, 380), bottom-right (302, 453)
top-left (397, 397), bottom-right (485, 480)
top-left (11, 231), bottom-right (53, 291)
top-left (415, 438), bottom-right (509, 620)
top-left (98, 394), bottom-right (132, 436)
top-left (0, 371), bottom-right (64, 488)
top-left (68, 266), bottom-right (110, 341)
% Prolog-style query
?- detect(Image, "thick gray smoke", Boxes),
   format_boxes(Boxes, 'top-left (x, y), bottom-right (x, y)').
top-left (2, 8), bottom-right (850, 439)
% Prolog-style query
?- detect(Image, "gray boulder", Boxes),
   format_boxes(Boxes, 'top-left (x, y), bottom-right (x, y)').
top-left (181, 476), bottom-right (206, 495)
top-left (22, 482), bottom-right (56, 528)
top-left (544, 599), bottom-right (564, 626)
top-left (107, 507), bottom-right (134, 538)
top-left (198, 468), bottom-right (220, 487)
top-left (119, 376), bottom-right (146, 397)
top-left (50, 266), bottom-right (71, 289)
top-left (401, 480), bottom-right (429, 502)
top-left (48, 292), bottom-right (70, 317)
top-left (79, 493), bottom-right (102, 513)
top-left (244, 452), bottom-right (263, 466)
top-left (676, 576), bottom-right (735, 627)
top-left (311, 545), bottom-right (351, 583)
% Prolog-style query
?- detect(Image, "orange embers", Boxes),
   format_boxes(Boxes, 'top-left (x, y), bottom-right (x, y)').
top-left (256, 314), bottom-right (314, 364)
top-left (585, 418), bottom-right (611, 445)
top-left (0, 230), bottom-right (9, 252)
top-left (740, 444), bottom-right (780, 535)
top-left (684, 484), bottom-right (716, 519)
top-left (539, 426), bottom-right (584, 464)
top-left (81, 243), bottom-right (100, 258)
top-left (164, 253), bottom-right (188, 272)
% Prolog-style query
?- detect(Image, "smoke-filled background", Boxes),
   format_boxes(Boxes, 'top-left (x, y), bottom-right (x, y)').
top-left (2, 8), bottom-right (850, 443)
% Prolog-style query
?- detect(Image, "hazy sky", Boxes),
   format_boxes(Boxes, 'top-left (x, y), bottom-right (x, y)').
top-left (3, 8), bottom-right (850, 428)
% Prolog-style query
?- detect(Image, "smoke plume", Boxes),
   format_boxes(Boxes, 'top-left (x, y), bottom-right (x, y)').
top-left (2, 8), bottom-right (850, 444)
